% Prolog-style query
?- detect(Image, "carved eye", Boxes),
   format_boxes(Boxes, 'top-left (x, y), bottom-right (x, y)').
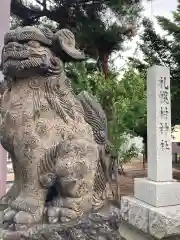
top-left (27, 40), bottom-right (40, 48)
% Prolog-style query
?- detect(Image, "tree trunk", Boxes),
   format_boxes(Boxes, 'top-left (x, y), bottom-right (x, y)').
top-left (98, 53), bottom-right (109, 78)
top-left (102, 54), bottom-right (109, 78)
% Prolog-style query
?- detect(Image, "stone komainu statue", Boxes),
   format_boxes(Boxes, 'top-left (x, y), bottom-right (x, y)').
top-left (0, 26), bottom-right (120, 239)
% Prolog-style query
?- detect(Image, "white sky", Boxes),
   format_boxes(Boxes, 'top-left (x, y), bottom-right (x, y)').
top-left (113, 0), bottom-right (178, 70)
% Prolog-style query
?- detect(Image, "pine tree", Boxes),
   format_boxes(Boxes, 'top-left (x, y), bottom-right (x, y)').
top-left (131, 0), bottom-right (180, 126)
top-left (11, 0), bottom-right (148, 76)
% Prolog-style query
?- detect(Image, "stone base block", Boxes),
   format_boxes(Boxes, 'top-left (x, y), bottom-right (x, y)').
top-left (121, 196), bottom-right (180, 239)
top-left (134, 178), bottom-right (180, 207)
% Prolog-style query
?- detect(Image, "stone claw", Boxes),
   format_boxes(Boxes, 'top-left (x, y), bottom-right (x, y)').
top-left (14, 211), bottom-right (33, 225)
top-left (3, 209), bottom-right (16, 223)
top-left (47, 206), bottom-right (60, 223)
top-left (59, 207), bottom-right (83, 222)
top-left (3, 208), bottom-right (39, 230)
top-left (2, 195), bottom-right (45, 230)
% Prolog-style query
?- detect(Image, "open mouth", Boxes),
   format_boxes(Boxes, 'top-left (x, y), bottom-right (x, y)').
top-left (1, 42), bottom-right (51, 76)
top-left (2, 56), bottom-right (49, 77)
top-left (2, 43), bottom-right (30, 62)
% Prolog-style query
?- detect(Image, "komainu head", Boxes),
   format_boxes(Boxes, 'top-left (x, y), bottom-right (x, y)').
top-left (1, 26), bottom-right (85, 78)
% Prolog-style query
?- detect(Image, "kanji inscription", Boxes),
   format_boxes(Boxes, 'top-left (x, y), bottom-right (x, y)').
top-left (158, 76), bottom-right (170, 151)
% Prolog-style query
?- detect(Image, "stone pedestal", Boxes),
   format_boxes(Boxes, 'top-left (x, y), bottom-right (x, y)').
top-left (134, 178), bottom-right (180, 207)
top-left (121, 196), bottom-right (180, 239)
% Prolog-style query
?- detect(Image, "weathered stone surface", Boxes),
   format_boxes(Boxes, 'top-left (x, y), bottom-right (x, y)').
top-left (0, 25), bottom-right (119, 238)
top-left (149, 205), bottom-right (180, 239)
top-left (0, 204), bottom-right (121, 240)
top-left (121, 196), bottom-right (180, 239)
top-left (120, 198), bottom-right (129, 222)
top-left (128, 201), bottom-right (148, 233)
top-left (121, 196), bottom-right (148, 233)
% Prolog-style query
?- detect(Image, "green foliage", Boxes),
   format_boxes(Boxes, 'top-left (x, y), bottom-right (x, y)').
top-left (113, 70), bottom-right (146, 132)
top-left (132, 1), bottom-right (180, 126)
top-left (108, 69), bottom-right (146, 153)
top-left (66, 62), bottom-right (146, 161)
top-left (117, 141), bottom-right (139, 166)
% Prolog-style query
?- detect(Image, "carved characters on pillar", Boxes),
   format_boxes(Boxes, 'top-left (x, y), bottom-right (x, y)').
top-left (158, 76), bottom-right (170, 151)
top-left (159, 122), bottom-right (169, 134)
top-left (160, 106), bottom-right (168, 120)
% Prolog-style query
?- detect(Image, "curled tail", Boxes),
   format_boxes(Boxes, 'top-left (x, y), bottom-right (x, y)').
top-left (77, 91), bottom-right (119, 202)
top-left (77, 91), bottom-right (107, 144)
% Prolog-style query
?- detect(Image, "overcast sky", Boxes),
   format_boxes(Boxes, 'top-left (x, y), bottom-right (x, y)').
top-left (113, 0), bottom-right (178, 70)
top-left (143, 0), bottom-right (177, 30)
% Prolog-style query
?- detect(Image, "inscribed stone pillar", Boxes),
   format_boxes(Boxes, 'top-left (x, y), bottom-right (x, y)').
top-left (147, 65), bottom-right (172, 181)
top-left (0, 0), bottom-right (11, 197)
top-left (134, 65), bottom-right (180, 207)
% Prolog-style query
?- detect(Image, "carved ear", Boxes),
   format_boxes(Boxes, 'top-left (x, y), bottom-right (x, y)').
top-left (52, 29), bottom-right (86, 61)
